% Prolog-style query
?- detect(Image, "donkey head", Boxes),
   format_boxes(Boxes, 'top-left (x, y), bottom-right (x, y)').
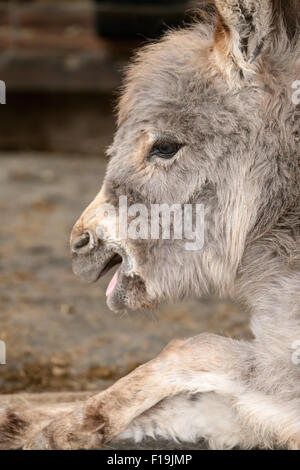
top-left (71, 0), bottom-right (300, 312)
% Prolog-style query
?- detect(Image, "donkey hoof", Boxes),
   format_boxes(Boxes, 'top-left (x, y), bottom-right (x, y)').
top-left (24, 406), bottom-right (105, 450)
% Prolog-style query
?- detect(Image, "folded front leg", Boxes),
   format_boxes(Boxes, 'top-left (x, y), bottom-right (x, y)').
top-left (24, 333), bottom-right (300, 450)
top-left (24, 334), bottom-right (250, 449)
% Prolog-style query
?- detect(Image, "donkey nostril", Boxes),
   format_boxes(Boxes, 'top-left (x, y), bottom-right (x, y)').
top-left (73, 232), bottom-right (90, 252)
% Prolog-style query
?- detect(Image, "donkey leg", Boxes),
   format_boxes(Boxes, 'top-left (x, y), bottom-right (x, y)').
top-left (0, 401), bottom-right (80, 450)
top-left (24, 333), bottom-right (300, 450)
top-left (23, 334), bottom-right (251, 450)
top-left (0, 392), bottom-right (94, 449)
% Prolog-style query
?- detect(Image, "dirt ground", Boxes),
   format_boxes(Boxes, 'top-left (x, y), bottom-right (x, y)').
top-left (0, 152), bottom-right (251, 448)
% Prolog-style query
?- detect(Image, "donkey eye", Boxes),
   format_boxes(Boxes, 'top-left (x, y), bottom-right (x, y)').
top-left (148, 141), bottom-right (183, 160)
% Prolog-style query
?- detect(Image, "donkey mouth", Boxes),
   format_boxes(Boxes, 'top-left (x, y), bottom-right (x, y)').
top-left (72, 247), bottom-right (130, 301)
top-left (97, 253), bottom-right (122, 280)
top-left (72, 246), bottom-right (150, 312)
top-left (96, 253), bottom-right (123, 297)
top-left (72, 246), bottom-right (122, 282)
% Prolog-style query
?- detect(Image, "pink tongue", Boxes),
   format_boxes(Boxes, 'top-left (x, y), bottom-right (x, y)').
top-left (106, 266), bottom-right (121, 297)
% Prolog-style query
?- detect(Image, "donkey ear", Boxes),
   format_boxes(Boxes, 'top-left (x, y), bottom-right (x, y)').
top-left (213, 0), bottom-right (273, 77)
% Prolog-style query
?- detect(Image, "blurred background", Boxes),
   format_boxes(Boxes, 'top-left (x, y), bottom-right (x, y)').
top-left (0, 0), bottom-right (249, 404)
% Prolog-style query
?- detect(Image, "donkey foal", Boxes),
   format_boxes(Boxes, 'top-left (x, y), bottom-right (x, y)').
top-left (1, 0), bottom-right (300, 450)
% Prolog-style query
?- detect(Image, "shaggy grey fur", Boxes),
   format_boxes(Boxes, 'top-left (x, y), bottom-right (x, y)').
top-left (1, 0), bottom-right (299, 450)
